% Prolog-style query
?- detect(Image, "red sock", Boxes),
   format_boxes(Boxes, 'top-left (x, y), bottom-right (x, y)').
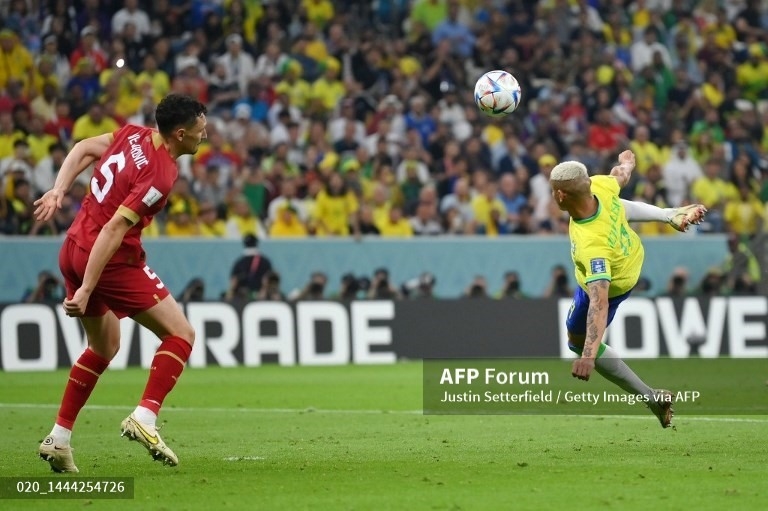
top-left (56, 348), bottom-right (110, 430)
top-left (139, 336), bottom-right (192, 414)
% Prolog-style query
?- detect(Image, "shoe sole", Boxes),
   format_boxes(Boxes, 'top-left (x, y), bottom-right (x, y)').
top-left (670, 205), bottom-right (707, 232)
top-left (653, 390), bottom-right (675, 428)
top-left (39, 451), bottom-right (78, 473)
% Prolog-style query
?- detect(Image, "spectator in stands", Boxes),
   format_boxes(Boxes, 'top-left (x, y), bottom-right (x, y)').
top-left (269, 203), bottom-right (308, 237)
top-left (197, 201), bottom-right (227, 238)
top-left (314, 172), bottom-right (360, 237)
top-left (172, 56), bottom-right (208, 103)
top-left (225, 194), bottom-right (267, 239)
top-left (165, 202), bottom-right (200, 237)
top-left (690, 159), bottom-right (736, 232)
top-left (662, 142), bottom-right (702, 207)
top-left (432, 0), bottom-right (474, 58)
top-left (0, 0), bottom-right (762, 248)
top-left (217, 34), bottom-right (256, 96)
top-left (0, 29), bottom-right (34, 96)
top-left (723, 233), bottom-right (761, 293)
top-left (0, 139), bottom-right (33, 180)
top-left (378, 205), bottom-right (413, 237)
top-left (410, 200), bottom-right (443, 236)
top-left (225, 234), bottom-right (274, 302)
top-left (724, 185), bottom-right (765, 238)
top-left (135, 54), bottom-right (171, 106)
top-left (69, 26), bottom-right (106, 74)
top-left (471, 178), bottom-right (507, 236)
top-left (497, 173), bottom-right (527, 229)
top-left (72, 102), bottom-right (119, 142)
top-left (5, 177), bottom-right (33, 234)
top-left (357, 204), bottom-right (381, 236)
top-left (530, 154), bottom-right (556, 231)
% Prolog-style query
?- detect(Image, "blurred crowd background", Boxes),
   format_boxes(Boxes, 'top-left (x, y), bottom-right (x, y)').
top-left (1, 0), bottom-right (767, 298)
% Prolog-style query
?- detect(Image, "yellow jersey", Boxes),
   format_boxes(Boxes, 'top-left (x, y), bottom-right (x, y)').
top-left (569, 175), bottom-right (644, 298)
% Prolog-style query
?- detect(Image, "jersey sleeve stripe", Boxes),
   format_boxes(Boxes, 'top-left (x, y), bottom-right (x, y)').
top-left (117, 205), bottom-right (141, 225)
top-left (585, 274), bottom-right (611, 283)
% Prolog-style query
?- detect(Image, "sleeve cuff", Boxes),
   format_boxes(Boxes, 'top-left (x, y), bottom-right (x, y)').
top-left (117, 205), bottom-right (140, 225)
top-left (585, 275), bottom-right (611, 283)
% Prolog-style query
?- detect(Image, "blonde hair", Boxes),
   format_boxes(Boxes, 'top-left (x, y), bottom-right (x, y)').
top-left (550, 161), bottom-right (589, 181)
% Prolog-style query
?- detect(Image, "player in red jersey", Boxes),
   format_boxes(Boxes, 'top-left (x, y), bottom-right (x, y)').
top-left (34, 94), bottom-right (207, 472)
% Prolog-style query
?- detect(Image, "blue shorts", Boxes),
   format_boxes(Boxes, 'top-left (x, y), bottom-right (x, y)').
top-left (565, 284), bottom-right (632, 336)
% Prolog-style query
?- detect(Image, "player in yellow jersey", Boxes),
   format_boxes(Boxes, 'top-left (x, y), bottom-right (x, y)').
top-left (550, 150), bottom-right (706, 428)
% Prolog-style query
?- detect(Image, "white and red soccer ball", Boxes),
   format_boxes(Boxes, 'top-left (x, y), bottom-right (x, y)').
top-left (473, 70), bottom-right (522, 117)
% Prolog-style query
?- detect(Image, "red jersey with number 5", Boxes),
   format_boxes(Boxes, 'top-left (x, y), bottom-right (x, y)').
top-left (67, 125), bottom-right (177, 265)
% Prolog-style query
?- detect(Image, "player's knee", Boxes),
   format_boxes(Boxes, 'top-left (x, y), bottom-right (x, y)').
top-left (89, 339), bottom-right (120, 360)
top-left (175, 322), bottom-right (196, 346)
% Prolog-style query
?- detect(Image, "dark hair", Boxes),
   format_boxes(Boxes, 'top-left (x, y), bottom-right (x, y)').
top-left (155, 94), bottom-right (207, 136)
top-left (243, 234), bottom-right (258, 248)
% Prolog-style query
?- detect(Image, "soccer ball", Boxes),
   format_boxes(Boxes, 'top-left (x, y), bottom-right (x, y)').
top-left (473, 70), bottom-right (522, 117)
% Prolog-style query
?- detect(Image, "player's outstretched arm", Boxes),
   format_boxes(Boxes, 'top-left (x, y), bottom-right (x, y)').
top-left (609, 150), bottom-right (635, 188)
top-left (33, 133), bottom-right (114, 222)
top-left (63, 212), bottom-right (133, 317)
top-left (572, 279), bottom-right (609, 381)
top-left (621, 200), bottom-right (707, 232)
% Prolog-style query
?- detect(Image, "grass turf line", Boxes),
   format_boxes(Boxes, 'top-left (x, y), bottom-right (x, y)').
top-left (0, 362), bottom-right (765, 511)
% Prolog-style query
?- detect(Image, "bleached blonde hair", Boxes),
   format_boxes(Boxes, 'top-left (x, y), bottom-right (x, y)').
top-left (550, 161), bottom-right (589, 181)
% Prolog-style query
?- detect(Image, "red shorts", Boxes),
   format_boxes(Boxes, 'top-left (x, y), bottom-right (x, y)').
top-left (59, 237), bottom-right (170, 318)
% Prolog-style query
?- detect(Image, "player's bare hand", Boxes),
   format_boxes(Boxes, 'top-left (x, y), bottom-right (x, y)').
top-left (63, 288), bottom-right (91, 317)
top-left (572, 358), bottom-right (595, 381)
top-left (34, 188), bottom-right (65, 222)
top-left (617, 150), bottom-right (635, 168)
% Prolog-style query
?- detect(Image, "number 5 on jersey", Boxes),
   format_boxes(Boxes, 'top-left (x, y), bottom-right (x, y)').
top-left (143, 265), bottom-right (166, 289)
top-left (92, 152), bottom-right (126, 203)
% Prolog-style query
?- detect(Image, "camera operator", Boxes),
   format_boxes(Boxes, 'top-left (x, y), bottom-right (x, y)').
top-left (400, 272), bottom-right (436, 299)
top-left (662, 267), bottom-right (689, 297)
top-left (543, 264), bottom-right (572, 298)
top-left (23, 271), bottom-right (65, 303)
top-left (291, 271), bottom-right (329, 301)
top-left (257, 271), bottom-right (286, 301)
top-left (368, 268), bottom-right (400, 299)
top-left (338, 273), bottom-right (371, 301)
top-left (178, 278), bottom-right (205, 302)
top-left (225, 235), bottom-right (274, 302)
top-left (463, 275), bottom-right (489, 298)
top-left (498, 271), bottom-right (525, 299)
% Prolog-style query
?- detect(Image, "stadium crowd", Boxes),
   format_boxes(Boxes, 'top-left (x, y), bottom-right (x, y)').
top-left (0, 0), bottom-right (766, 242)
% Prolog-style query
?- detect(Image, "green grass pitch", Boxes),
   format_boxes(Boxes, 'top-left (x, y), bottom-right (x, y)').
top-left (0, 361), bottom-right (766, 510)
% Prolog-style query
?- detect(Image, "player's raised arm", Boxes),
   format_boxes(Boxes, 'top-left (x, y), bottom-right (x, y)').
top-left (33, 133), bottom-right (114, 221)
top-left (571, 279), bottom-right (610, 381)
top-left (609, 150), bottom-right (636, 188)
